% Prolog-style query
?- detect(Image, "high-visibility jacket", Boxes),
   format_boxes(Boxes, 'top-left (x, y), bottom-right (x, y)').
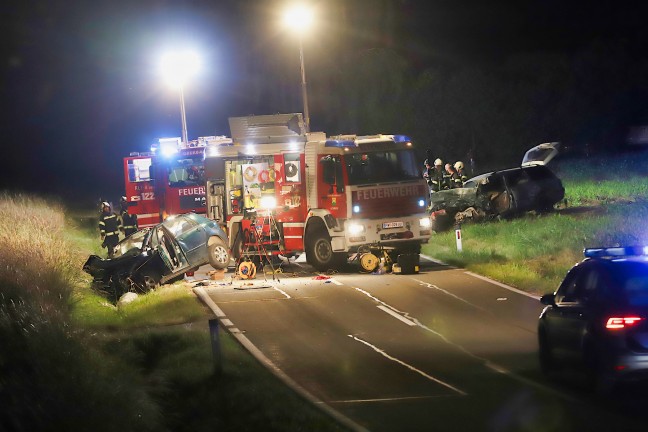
top-left (447, 171), bottom-right (462, 188)
top-left (457, 169), bottom-right (468, 184)
top-left (120, 210), bottom-right (138, 237)
top-left (430, 167), bottom-right (445, 192)
top-left (99, 212), bottom-right (120, 238)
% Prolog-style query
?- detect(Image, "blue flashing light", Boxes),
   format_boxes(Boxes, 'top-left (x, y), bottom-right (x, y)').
top-left (584, 246), bottom-right (648, 258)
top-left (353, 205), bottom-right (360, 213)
top-left (325, 139), bottom-right (356, 148)
top-left (392, 135), bottom-right (412, 143)
top-left (418, 199), bottom-right (425, 207)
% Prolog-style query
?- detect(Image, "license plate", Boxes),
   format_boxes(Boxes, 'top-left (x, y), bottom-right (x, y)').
top-left (382, 221), bottom-right (404, 229)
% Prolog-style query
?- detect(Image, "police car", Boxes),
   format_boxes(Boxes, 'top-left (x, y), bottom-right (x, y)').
top-left (538, 246), bottom-right (648, 392)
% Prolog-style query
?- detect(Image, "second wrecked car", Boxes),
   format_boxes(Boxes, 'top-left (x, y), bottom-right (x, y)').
top-left (83, 213), bottom-right (230, 298)
top-left (429, 142), bottom-right (565, 231)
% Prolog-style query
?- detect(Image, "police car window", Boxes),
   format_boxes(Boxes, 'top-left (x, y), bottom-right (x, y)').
top-left (608, 262), bottom-right (648, 306)
top-left (625, 277), bottom-right (648, 306)
top-left (581, 269), bottom-right (604, 304)
top-left (555, 269), bottom-right (582, 304)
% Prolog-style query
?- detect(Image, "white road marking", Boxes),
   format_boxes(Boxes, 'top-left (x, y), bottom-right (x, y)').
top-left (193, 287), bottom-right (368, 432)
top-left (377, 305), bottom-right (417, 326)
top-left (464, 271), bottom-right (541, 300)
top-left (412, 279), bottom-right (490, 314)
top-left (273, 286), bottom-right (291, 299)
top-left (352, 285), bottom-right (577, 402)
top-left (323, 395), bottom-right (454, 404)
top-left (221, 319), bottom-right (234, 327)
top-left (348, 335), bottom-right (467, 396)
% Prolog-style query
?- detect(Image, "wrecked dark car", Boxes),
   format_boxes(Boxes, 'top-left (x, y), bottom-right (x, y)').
top-left (84, 213), bottom-right (229, 297)
top-left (430, 142), bottom-right (565, 231)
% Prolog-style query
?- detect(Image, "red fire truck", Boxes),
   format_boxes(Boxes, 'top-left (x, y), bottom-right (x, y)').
top-left (204, 114), bottom-right (432, 271)
top-left (123, 136), bottom-right (232, 228)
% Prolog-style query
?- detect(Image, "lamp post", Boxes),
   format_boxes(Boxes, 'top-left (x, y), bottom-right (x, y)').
top-left (283, 5), bottom-right (314, 132)
top-left (160, 50), bottom-right (201, 144)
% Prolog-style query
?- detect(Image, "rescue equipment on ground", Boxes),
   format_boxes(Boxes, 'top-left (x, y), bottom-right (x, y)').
top-left (356, 245), bottom-right (393, 274)
top-left (392, 253), bottom-right (420, 274)
top-left (359, 252), bottom-right (379, 272)
top-left (233, 210), bottom-right (282, 280)
top-left (237, 261), bottom-right (257, 279)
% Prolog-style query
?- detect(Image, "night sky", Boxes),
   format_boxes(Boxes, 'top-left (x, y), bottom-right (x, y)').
top-left (2, 0), bottom-right (646, 202)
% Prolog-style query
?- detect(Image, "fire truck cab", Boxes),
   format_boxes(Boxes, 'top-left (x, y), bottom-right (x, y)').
top-left (123, 136), bottom-right (232, 228)
top-left (204, 114), bottom-right (432, 271)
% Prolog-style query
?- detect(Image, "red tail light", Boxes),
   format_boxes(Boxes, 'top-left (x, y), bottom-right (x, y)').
top-left (606, 317), bottom-right (643, 330)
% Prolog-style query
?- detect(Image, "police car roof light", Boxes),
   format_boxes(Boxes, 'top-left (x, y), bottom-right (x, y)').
top-left (584, 246), bottom-right (648, 258)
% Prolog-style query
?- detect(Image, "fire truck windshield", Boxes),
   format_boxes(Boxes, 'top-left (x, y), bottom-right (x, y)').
top-left (168, 157), bottom-right (205, 188)
top-left (345, 149), bottom-right (419, 185)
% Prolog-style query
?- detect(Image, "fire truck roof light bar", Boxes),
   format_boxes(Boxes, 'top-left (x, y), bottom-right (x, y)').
top-left (325, 139), bottom-right (356, 148)
top-left (584, 246), bottom-right (648, 258)
top-left (152, 135), bottom-right (233, 154)
top-left (325, 134), bottom-right (412, 147)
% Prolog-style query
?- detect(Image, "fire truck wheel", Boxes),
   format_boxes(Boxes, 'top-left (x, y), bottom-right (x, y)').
top-left (307, 232), bottom-right (346, 272)
top-left (209, 237), bottom-right (230, 270)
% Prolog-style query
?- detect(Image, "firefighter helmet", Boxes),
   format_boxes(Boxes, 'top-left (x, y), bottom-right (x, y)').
top-left (101, 201), bottom-right (111, 211)
top-left (423, 159), bottom-right (430, 166)
top-left (434, 158), bottom-right (442, 166)
top-left (454, 161), bottom-right (464, 170)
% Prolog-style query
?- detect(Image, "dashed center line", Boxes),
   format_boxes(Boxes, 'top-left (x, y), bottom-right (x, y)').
top-left (377, 305), bottom-right (416, 326)
top-left (352, 284), bottom-right (577, 402)
top-left (348, 334), bottom-right (467, 396)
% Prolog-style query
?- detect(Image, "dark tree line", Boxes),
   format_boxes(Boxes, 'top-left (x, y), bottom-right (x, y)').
top-left (304, 38), bottom-right (648, 170)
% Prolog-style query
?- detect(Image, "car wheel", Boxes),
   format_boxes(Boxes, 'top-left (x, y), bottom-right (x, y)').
top-left (209, 237), bottom-right (230, 270)
top-left (583, 342), bottom-right (615, 395)
top-left (137, 269), bottom-right (160, 292)
top-left (538, 329), bottom-right (556, 376)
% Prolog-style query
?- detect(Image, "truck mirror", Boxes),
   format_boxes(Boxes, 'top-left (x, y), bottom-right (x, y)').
top-left (335, 160), bottom-right (344, 193)
top-left (321, 158), bottom-right (335, 185)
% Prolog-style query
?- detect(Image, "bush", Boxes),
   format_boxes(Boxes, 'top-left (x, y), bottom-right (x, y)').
top-left (0, 193), bottom-right (161, 431)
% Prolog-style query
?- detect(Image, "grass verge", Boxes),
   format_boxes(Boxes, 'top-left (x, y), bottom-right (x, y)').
top-left (0, 192), bottom-right (345, 432)
top-left (423, 151), bottom-right (648, 295)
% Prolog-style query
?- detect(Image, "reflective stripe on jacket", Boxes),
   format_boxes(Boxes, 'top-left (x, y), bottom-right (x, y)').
top-left (99, 213), bottom-right (120, 236)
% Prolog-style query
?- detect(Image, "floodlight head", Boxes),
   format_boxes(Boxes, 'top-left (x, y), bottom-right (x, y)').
top-left (283, 4), bottom-right (314, 33)
top-left (160, 50), bottom-right (201, 87)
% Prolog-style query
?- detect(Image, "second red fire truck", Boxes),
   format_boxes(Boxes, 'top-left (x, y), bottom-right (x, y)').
top-left (123, 135), bottom-right (232, 228)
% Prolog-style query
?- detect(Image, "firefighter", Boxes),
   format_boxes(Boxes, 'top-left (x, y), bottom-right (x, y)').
top-left (99, 202), bottom-right (120, 258)
top-left (428, 158), bottom-right (445, 192)
top-left (444, 163), bottom-right (462, 189)
top-left (119, 196), bottom-right (138, 237)
top-left (454, 161), bottom-right (468, 185)
top-left (422, 159), bottom-right (434, 191)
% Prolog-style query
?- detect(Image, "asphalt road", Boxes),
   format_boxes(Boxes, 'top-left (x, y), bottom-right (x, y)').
top-left (194, 257), bottom-right (648, 432)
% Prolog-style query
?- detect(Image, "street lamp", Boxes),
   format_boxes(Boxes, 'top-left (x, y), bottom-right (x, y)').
top-left (283, 4), bottom-right (314, 132)
top-left (160, 50), bottom-right (201, 144)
